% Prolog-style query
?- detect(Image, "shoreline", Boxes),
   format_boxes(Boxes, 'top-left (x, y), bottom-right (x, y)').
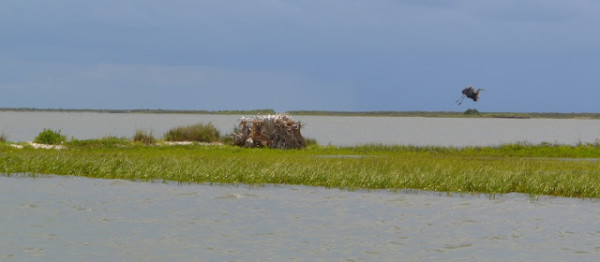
top-left (2, 108), bottom-right (600, 119)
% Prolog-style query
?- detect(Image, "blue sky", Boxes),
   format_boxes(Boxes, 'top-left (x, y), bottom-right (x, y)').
top-left (1, 0), bottom-right (599, 112)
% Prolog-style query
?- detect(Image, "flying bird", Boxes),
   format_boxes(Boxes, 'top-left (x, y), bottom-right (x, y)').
top-left (456, 85), bottom-right (485, 105)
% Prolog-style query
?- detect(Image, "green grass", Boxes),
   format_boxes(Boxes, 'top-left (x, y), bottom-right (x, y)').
top-left (33, 129), bottom-right (66, 145)
top-left (133, 130), bottom-right (157, 145)
top-left (164, 123), bottom-right (220, 142)
top-left (2, 141), bottom-right (600, 198)
top-left (69, 136), bottom-right (132, 148)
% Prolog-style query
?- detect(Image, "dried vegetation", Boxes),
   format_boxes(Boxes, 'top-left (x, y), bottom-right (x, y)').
top-left (233, 114), bottom-right (305, 149)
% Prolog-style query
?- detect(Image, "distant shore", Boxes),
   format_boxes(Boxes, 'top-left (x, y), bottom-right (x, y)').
top-left (1, 108), bottom-right (599, 119)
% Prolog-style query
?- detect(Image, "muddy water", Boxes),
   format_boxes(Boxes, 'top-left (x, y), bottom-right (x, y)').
top-left (2, 174), bottom-right (599, 261)
top-left (1, 111), bottom-right (600, 146)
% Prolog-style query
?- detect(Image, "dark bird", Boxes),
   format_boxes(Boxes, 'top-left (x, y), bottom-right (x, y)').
top-left (456, 85), bottom-right (485, 105)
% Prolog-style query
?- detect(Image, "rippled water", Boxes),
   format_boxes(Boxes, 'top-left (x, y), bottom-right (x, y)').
top-left (2, 111), bottom-right (600, 146)
top-left (3, 112), bottom-right (600, 261)
top-left (2, 174), bottom-right (600, 261)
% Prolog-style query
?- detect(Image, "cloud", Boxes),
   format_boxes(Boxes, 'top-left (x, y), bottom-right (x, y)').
top-left (470, 0), bottom-right (592, 23)
top-left (4, 0), bottom-right (595, 65)
top-left (394, 0), bottom-right (460, 8)
top-left (1, 0), bottom-right (600, 112)
top-left (0, 60), bottom-right (357, 110)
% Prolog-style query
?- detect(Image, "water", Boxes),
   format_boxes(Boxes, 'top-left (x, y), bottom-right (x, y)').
top-left (0, 111), bottom-right (241, 144)
top-left (2, 174), bottom-right (600, 262)
top-left (3, 112), bottom-right (600, 261)
top-left (2, 111), bottom-right (600, 146)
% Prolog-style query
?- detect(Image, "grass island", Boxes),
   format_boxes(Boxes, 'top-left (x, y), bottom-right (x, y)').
top-left (2, 138), bottom-right (600, 199)
top-left (2, 109), bottom-right (600, 199)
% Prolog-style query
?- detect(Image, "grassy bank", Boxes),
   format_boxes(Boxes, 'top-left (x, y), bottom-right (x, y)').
top-left (2, 141), bottom-right (600, 198)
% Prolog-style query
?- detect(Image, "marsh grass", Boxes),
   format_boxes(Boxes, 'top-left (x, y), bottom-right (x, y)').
top-left (2, 142), bottom-right (600, 198)
top-left (133, 130), bottom-right (156, 145)
top-left (304, 137), bottom-right (318, 147)
top-left (0, 132), bottom-right (7, 143)
top-left (69, 136), bottom-right (133, 148)
top-left (33, 129), bottom-right (66, 145)
top-left (164, 123), bottom-right (220, 142)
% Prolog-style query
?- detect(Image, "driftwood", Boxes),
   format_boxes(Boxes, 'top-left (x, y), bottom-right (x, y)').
top-left (233, 114), bottom-right (305, 149)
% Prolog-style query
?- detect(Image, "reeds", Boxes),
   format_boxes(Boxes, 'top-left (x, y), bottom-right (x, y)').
top-left (3, 142), bottom-right (600, 198)
top-left (133, 130), bottom-right (156, 145)
top-left (164, 123), bottom-right (220, 142)
top-left (69, 136), bottom-right (131, 148)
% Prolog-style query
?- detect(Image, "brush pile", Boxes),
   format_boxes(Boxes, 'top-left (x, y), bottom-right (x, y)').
top-left (233, 114), bottom-right (306, 149)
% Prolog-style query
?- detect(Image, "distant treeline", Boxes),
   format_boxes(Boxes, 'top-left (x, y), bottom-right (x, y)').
top-left (0, 108), bottom-right (277, 115)
top-left (1, 108), bottom-right (600, 119)
top-left (286, 110), bottom-right (600, 119)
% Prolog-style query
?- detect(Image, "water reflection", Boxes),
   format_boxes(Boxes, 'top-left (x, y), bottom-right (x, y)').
top-left (2, 174), bottom-right (599, 261)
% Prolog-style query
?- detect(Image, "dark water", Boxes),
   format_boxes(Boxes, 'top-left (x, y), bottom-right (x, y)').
top-left (2, 174), bottom-right (600, 261)
top-left (2, 111), bottom-right (600, 146)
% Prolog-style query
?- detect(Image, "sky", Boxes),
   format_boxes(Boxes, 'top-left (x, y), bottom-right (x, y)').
top-left (1, 0), bottom-right (599, 113)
